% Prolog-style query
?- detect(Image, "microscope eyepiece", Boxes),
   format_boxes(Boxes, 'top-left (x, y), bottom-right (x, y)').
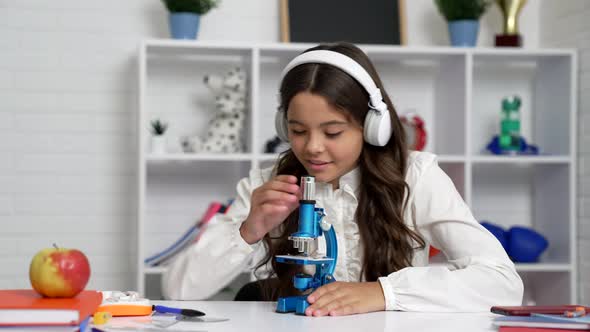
top-left (301, 176), bottom-right (315, 201)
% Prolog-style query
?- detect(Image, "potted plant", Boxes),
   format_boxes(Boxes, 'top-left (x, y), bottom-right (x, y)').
top-left (150, 119), bottom-right (168, 154)
top-left (162, 0), bottom-right (220, 40)
top-left (434, 0), bottom-right (491, 47)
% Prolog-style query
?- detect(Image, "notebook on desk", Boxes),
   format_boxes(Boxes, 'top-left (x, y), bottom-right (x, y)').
top-left (0, 289), bottom-right (102, 326)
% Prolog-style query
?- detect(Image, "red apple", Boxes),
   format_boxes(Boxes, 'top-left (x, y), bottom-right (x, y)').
top-left (29, 245), bottom-right (91, 298)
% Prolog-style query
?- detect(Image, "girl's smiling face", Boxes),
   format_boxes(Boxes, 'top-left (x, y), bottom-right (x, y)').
top-left (287, 92), bottom-right (364, 189)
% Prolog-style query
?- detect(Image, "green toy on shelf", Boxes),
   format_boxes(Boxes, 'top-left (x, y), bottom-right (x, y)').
top-left (499, 96), bottom-right (521, 152)
top-left (486, 95), bottom-right (539, 155)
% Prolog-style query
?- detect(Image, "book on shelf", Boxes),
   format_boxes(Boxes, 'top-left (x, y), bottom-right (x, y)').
top-left (493, 313), bottom-right (590, 330)
top-left (0, 289), bottom-right (102, 327)
top-left (144, 201), bottom-right (229, 267)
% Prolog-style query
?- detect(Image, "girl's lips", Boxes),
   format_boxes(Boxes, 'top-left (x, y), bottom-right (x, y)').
top-left (307, 160), bottom-right (332, 171)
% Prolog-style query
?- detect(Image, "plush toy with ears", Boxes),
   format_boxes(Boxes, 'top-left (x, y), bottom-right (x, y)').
top-left (187, 67), bottom-right (248, 153)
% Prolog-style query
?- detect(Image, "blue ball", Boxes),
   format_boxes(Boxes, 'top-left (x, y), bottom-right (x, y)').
top-left (508, 226), bottom-right (549, 263)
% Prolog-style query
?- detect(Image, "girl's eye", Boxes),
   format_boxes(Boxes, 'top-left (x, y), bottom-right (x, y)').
top-left (291, 129), bottom-right (305, 135)
top-left (326, 132), bottom-right (342, 138)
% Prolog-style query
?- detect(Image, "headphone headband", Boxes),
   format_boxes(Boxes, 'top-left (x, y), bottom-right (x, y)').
top-left (276, 49), bottom-right (392, 146)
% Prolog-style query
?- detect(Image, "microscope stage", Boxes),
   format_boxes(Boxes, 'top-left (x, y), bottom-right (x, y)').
top-left (275, 255), bottom-right (334, 265)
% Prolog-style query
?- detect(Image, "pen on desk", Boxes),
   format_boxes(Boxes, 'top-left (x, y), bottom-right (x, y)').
top-left (153, 304), bottom-right (206, 317)
top-left (564, 307), bottom-right (586, 318)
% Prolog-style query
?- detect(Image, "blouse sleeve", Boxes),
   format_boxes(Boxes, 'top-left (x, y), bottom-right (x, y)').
top-left (378, 160), bottom-right (524, 312)
top-left (161, 170), bottom-right (270, 300)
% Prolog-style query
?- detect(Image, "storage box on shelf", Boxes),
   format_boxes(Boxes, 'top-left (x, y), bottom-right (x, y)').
top-left (137, 39), bottom-right (576, 304)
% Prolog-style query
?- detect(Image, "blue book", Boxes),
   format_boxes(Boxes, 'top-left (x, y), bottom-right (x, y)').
top-left (144, 202), bottom-right (223, 266)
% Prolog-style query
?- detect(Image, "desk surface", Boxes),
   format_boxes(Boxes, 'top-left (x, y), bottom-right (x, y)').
top-left (142, 301), bottom-right (498, 332)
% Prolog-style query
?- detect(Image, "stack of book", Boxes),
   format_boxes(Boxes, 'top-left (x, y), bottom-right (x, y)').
top-left (494, 312), bottom-right (590, 331)
top-left (0, 289), bottom-right (102, 331)
top-left (144, 201), bottom-right (229, 267)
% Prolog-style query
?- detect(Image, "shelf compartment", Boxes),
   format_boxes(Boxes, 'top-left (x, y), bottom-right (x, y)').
top-left (472, 163), bottom-right (571, 263)
top-left (144, 160), bottom-right (250, 261)
top-left (144, 45), bottom-right (254, 155)
top-left (471, 53), bottom-right (573, 156)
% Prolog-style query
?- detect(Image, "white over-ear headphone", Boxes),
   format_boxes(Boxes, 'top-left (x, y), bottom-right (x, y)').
top-left (275, 50), bottom-right (392, 146)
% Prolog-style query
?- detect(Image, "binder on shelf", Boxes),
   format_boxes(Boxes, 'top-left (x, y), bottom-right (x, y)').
top-left (144, 201), bottom-right (226, 267)
top-left (0, 289), bottom-right (102, 326)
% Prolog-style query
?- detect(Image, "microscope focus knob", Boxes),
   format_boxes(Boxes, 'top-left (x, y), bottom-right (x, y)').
top-left (319, 219), bottom-right (332, 232)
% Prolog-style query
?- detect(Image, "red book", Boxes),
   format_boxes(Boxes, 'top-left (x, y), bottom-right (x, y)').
top-left (0, 289), bottom-right (102, 326)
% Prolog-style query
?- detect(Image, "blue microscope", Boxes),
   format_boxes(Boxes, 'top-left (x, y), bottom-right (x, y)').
top-left (275, 176), bottom-right (338, 315)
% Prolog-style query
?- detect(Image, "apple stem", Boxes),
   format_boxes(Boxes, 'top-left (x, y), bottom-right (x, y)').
top-left (53, 243), bottom-right (59, 250)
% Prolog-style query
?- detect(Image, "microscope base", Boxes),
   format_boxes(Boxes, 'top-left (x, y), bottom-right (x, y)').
top-left (276, 295), bottom-right (309, 315)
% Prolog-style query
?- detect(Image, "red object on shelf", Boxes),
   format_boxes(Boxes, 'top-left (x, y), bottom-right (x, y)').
top-left (428, 246), bottom-right (441, 258)
top-left (495, 34), bottom-right (522, 47)
top-left (400, 113), bottom-right (427, 151)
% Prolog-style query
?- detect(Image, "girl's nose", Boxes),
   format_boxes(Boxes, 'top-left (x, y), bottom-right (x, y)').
top-left (305, 133), bottom-right (325, 154)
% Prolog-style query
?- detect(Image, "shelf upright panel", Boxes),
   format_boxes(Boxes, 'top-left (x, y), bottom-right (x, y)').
top-left (465, 51), bottom-right (473, 207)
top-left (250, 46), bottom-right (260, 170)
top-left (137, 41), bottom-right (147, 295)
top-left (569, 52), bottom-right (577, 304)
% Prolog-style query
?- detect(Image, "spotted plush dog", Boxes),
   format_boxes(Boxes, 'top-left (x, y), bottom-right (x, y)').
top-left (185, 67), bottom-right (247, 153)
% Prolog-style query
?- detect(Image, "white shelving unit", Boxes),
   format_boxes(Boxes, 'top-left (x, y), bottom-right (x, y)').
top-left (137, 39), bottom-right (577, 304)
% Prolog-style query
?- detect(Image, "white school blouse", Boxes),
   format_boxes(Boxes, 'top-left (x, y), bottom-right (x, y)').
top-left (162, 151), bottom-right (524, 311)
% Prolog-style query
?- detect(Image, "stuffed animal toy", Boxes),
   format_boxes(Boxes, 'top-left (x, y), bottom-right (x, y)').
top-left (185, 67), bottom-right (247, 153)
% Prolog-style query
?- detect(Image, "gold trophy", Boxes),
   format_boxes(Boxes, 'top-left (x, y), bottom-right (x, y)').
top-left (495, 0), bottom-right (527, 47)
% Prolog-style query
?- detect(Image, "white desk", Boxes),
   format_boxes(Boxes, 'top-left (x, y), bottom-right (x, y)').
top-left (142, 301), bottom-right (498, 332)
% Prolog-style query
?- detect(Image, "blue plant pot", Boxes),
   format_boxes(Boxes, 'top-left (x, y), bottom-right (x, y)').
top-left (169, 13), bottom-right (201, 40)
top-left (448, 20), bottom-right (479, 47)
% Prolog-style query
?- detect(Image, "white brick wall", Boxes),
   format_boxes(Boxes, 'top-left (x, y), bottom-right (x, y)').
top-left (0, 0), bottom-right (279, 291)
top-left (539, 0), bottom-right (590, 304)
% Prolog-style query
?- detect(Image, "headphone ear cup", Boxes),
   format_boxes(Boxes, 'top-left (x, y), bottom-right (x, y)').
top-left (364, 109), bottom-right (392, 146)
top-left (275, 110), bottom-right (289, 142)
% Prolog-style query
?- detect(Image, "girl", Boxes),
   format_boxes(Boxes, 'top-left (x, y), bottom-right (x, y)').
top-left (162, 42), bottom-right (523, 316)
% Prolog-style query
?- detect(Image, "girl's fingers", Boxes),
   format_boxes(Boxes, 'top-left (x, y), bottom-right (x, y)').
top-left (257, 190), bottom-right (298, 205)
top-left (266, 180), bottom-right (299, 194)
top-left (274, 174), bottom-right (298, 184)
top-left (307, 282), bottom-right (340, 303)
top-left (314, 299), bottom-right (349, 316)
top-left (329, 303), bottom-right (357, 316)
top-left (260, 203), bottom-right (289, 215)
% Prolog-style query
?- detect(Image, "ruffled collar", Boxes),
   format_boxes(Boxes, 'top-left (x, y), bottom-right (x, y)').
top-left (315, 166), bottom-right (360, 196)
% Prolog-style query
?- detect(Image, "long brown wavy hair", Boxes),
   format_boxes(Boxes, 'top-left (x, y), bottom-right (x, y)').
top-left (254, 42), bottom-right (425, 300)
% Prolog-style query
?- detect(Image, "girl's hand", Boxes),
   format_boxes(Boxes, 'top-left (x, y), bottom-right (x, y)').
top-left (304, 281), bottom-right (385, 317)
top-left (239, 175), bottom-right (300, 244)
